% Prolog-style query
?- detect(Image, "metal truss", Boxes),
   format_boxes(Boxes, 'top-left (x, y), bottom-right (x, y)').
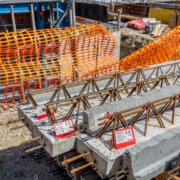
top-left (97, 93), bottom-right (180, 150)
top-left (27, 61), bottom-right (180, 125)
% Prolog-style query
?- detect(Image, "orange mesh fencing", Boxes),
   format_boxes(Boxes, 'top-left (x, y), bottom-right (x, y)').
top-left (0, 24), bottom-right (117, 104)
top-left (0, 24), bottom-right (179, 105)
top-left (82, 25), bottom-right (180, 78)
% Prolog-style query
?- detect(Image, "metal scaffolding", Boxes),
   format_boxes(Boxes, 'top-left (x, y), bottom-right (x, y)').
top-left (0, 0), bottom-right (76, 32)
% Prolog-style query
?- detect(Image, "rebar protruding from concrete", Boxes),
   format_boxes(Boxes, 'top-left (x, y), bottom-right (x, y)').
top-left (6, 117), bottom-right (25, 125)
top-left (95, 93), bottom-right (180, 149)
top-left (25, 145), bottom-right (44, 153)
top-left (70, 162), bottom-right (95, 174)
top-left (61, 152), bottom-right (91, 166)
top-left (10, 125), bottom-right (26, 131)
top-left (20, 136), bottom-right (41, 146)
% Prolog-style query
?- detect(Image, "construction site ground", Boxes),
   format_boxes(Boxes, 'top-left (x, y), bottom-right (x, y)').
top-left (0, 106), bottom-right (68, 180)
top-left (120, 27), bottom-right (154, 59)
top-left (0, 17), bottom-right (178, 180)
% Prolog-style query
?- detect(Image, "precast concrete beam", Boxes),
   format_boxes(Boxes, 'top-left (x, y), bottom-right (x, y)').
top-left (83, 83), bottom-right (180, 135)
top-left (18, 105), bottom-right (80, 157)
top-left (18, 83), bottom-right (180, 179)
top-left (77, 118), bottom-right (180, 178)
top-left (123, 125), bottom-right (180, 180)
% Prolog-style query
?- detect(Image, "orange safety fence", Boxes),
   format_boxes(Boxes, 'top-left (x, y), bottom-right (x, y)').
top-left (81, 25), bottom-right (180, 79)
top-left (0, 24), bottom-right (179, 105)
top-left (0, 24), bottom-right (117, 104)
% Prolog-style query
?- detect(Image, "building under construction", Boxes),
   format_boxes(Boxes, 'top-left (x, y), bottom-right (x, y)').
top-left (0, 0), bottom-right (180, 180)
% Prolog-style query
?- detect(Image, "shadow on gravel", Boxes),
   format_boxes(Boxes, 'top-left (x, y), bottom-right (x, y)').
top-left (0, 142), bottom-right (70, 180)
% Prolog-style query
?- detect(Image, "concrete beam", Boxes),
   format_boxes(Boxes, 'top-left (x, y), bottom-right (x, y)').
top-left (123, 125), bottom-right (180, 180)
top-left (18, 83), bottom-right (180, 178)
top-left (18, 105), bottom-right (79, 157)
top-left (83, 83), bottom-right (180, 135)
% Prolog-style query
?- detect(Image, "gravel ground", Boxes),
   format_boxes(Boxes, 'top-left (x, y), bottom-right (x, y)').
top-left (0, 106), bottom-right (69, 180)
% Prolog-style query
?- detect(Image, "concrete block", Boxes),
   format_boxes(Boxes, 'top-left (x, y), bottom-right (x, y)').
top-left (18, 105), bottom-right (80, 157)
top-left (112, 31), bottom-right (121, 60)
top-left (76, 133), bottom-right (123, 177)
top-left (77, 106), bottom-right (180, 178)
top-left (123, 126), bottom-right (180, 180)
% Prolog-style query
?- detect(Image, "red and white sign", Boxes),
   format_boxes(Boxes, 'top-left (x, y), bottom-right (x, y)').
top-left (37, 105), bottom-right (54, 120)
top-left (95, 112), bottom-right (109, 127)
top-left (114, 127), bottom-right (136, 150)
top-left (53, 119), bottom-right (76, 139)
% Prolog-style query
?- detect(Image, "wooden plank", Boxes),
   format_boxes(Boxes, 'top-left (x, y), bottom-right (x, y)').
top-left (121, 14), bottom-right (143, 20)
top-left (151, 23), bottom-right (161, 36)
top-left (169, 12), bottom-right (177, 28)
top-left (155, 168), bottom-right (180, 180)
top-left (155, 171), bottom-right (180, 180)
top-left (108, 12), bottom-right (143, 20)
top-left (154, 24), bottom-right (167, 37)
top-left (177, 13), bottom-right (180, 26)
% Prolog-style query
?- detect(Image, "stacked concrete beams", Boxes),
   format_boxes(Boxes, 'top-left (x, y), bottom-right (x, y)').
top-left (83, 83), bottom-right (180, 135)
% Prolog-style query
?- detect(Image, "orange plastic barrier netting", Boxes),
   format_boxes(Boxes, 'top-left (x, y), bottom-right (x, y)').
top-left (82, 25), bottom-right (180, 79)
top-left (0, 24), bottom-right (117, 104)
top-left (0, 24), bottom-right (179, 105)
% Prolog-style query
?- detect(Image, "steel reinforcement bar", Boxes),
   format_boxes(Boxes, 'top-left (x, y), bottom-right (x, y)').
top-left (97, 93), bottom-right (180, 150)
top-left (28, 60), bottom-right (180, 108)
top-left (43, 62), bottom-right (180, 125)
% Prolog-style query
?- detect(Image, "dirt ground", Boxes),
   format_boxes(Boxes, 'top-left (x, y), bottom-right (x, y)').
top-left (0, 106), bottom-right (69, 180)
top-left (120, 27), bottom-right (154, 59)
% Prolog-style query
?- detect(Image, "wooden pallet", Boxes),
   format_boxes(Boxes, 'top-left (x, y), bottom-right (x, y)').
top-left (155, 166), bottom-right (180, 180)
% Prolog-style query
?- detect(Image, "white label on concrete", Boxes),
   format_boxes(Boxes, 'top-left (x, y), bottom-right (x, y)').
top-left (37, 105), bottom-right (47, 120)
top-left (115, 129), bottom-right (133, 144)
top-left (95, 112), bottom-right (109, 127)
top-left (54, 120), bottom-right (73, 135)
top-left (37, 105), bottom-right (45, 115)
